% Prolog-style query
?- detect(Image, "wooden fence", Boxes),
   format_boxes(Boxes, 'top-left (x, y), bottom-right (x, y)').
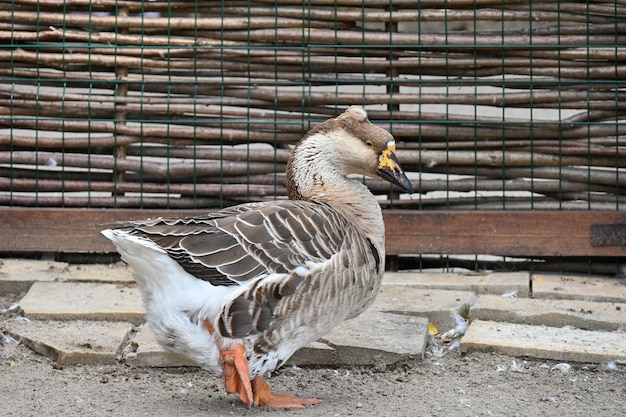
top-left (0, 1), bottom-right (624, 261)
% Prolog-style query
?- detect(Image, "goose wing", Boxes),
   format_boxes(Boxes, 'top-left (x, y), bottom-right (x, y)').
top-left (121, 200), bottom-right (379, 288)
top-left (119, 201), bottom-right (381, 342)
top-left (117, 201), bottom-right (382, 344)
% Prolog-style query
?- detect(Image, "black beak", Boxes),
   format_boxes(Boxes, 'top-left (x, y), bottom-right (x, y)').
top-left (377, 149), bottom-right (414, 194)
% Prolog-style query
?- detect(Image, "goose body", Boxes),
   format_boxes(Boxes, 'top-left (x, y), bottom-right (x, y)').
top-left (102, 106), bottom-right (413, 408)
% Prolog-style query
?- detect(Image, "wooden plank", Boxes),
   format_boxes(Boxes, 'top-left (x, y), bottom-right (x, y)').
top-left (0, 207), bottom-right (204, 253)
top-left (0, 208), bottom-right (624, 257)
top-left (384, 210), bottom-right (626, 257)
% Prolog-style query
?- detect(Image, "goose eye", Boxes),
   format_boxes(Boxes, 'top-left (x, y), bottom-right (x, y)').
top-left (366, 140), bottom-right (373, 147)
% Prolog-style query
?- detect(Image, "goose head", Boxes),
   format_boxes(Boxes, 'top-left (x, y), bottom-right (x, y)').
top-left (286, 106), bottom-right (414, 201)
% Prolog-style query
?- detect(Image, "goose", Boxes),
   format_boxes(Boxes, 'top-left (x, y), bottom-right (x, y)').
top-left (101, 106), bottom-right (413, 409)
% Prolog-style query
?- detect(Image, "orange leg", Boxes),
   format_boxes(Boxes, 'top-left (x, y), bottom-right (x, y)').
top-left (203, 319), bottom-right (321, 409)
top-left (204, 319), bottom-right (254, 407)
top-left (252, 376), bottom-right (322, 409)
top-left (219, 344), bottom-right (254, 407)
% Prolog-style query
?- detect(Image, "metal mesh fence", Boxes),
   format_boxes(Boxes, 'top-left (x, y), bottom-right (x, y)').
top-left (1, 1), bottom-right (624, 211)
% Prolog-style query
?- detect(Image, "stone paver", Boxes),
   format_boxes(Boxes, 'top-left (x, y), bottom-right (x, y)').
top-left (19, 282), bottom-right (144, 325)
top-left (372, 286), bottom-right (475, 330)
top-left (461, 319), bottom-right (626, 364)
top-left (5, 318), bottom-right (130, 365)
top-left (4, 263), bottom-right (626, 367)
top-left (0, 259), bottom-right (66, 295)
top-left (320, 310), bottom-right (429, 365)
top-left (287, 341), bottom-right (336, 367)
top-left (0, 259), bottom-right (133, 295)
top-left (64, 263), bottom-right (134, 283)
top-left (384, 272), bottom-right (529, 297)
top-left (125, 325), bottom-right (198, 368)
top-left (533, 273), bottom-right (626, 303)
top-left (472, 294), bottom-right (626, 332)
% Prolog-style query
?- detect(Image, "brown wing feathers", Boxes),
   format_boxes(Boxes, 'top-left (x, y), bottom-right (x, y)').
top-left (218, 271), bottom-right (305, 340)
top-left (123, 201), bottom-right (351, 287)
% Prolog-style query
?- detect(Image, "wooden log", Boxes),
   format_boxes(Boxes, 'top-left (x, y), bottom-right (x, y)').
top-left (410, 177), bottom-right (618, 196)
top-left (0, 177), bottom-right (285, 197)
top-left (8, 1), bottom-right (620, 24)
top-left (1, 10), bottom-right (340, 32)
top-left (0, 151), bottom-right (282, 178)
top-left (5, 86), bottom-right (625, 120)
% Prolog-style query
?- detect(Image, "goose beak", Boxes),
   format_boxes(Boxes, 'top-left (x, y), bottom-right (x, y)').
top-left (377, 147), bottom-right (414, 194)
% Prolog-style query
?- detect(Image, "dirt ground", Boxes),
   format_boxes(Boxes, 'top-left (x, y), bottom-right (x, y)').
top-left (1, 295), bottom-right (624, 417)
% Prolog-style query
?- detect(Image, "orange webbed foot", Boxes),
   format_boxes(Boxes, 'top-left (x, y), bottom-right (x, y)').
top-left (203, 319), bottom-right (320, 409)
top-left (252, 376), bottom-right (322, 409)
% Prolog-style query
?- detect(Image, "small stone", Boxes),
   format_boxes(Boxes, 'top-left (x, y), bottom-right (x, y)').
top-left (540, 396), bottom-right (557, 403)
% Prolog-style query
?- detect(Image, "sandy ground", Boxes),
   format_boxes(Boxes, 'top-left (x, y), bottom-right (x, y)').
top-left (1, 295), bottom-right (624, 417)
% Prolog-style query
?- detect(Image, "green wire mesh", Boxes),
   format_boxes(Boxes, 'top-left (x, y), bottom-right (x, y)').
top-left (1, 1), bottom-right (624, 210)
